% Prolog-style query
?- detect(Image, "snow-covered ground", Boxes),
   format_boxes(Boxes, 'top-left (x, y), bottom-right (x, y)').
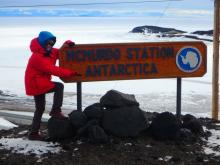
top-left (203, 126), bottom-right (220, 157)
top-left (0, 116), bottom-right (63, 158)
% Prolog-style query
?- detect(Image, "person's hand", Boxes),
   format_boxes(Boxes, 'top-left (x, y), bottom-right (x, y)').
top-left (60, 40), bottom-right (75, 50)
top-left (65, 40), bottom-right (75, 47)
top-left (68, 42), bottom-right (75, 47)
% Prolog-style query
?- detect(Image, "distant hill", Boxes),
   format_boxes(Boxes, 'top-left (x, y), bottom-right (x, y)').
top-left (131, 25), bottom-right (186, 34)
top-left (130, 25), bottom-right (213, 42)
top-left (191, 30), bottom-right (213, 36)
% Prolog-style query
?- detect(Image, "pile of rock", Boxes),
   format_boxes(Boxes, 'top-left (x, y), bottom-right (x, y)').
top-left (149, 112), bottom-right (204, 141)
top-left (48, 90), bottom-right (147, 142)
top-left (47, 90), bottom-right (205, 143)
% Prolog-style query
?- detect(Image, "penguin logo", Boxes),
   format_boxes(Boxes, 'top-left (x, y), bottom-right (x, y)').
top-left (176, 47), bottom-right (202, 73)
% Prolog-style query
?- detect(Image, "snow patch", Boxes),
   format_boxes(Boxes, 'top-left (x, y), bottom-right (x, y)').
top-left (203, 127), bottom-right (220, 156)
top-left (0, 117), bottom-right (17, 130)
top-left (0, 137), bottom-right (62, 157)
top-left (164, 156), bottom-right (172, 161)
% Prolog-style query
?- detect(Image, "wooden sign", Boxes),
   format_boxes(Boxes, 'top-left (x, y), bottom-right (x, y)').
top-left (59, 41), bottom-right (207, 82)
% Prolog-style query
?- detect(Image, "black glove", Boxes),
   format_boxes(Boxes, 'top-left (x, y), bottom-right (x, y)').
top-left (68, 42), bottom-right (75, 47)
top-left (65, 40), bottom-right (75, 47)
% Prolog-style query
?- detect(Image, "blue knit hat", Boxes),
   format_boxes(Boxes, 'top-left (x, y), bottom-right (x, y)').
top-left (38, 31), bottom-right (56, 48)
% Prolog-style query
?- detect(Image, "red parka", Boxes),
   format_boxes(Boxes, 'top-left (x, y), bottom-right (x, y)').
top-left (25, 38), bottom-right (73, 96)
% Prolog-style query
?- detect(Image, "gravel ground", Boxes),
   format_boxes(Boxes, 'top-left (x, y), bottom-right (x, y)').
top-left (0, 117), bottom-right (220, 165)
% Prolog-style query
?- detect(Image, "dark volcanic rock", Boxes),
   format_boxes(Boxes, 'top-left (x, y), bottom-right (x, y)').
top-left (149, 111), bottom-right (182, 140)
top-left (179, 128), bottom-right (195, 142)
top-left (88, 125), bottom-right (109, 144)
top-left (191, 30), bottom-right (213, 36)
top-left (69, 110), bottom-right (87, 129)
top-left (182, 114), bottom-right (204, 135)
top-left (102, 106), bottom-right (147, 137)
top-left (83, 103), bottom-right (103, 120)
top-left (182, 114), bottom-right (197, 122)
top-left (47, 117), bottom-right (75, 140)
top-left (131, 25), bottom-right (186, 34)
top-left (100, 90), bottom-right (139, 108)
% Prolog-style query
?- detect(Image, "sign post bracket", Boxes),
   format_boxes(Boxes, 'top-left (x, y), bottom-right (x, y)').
top-left (77, 82), bottom-right (82, 111)
top-left (176, 77), bottom-right (182, 118)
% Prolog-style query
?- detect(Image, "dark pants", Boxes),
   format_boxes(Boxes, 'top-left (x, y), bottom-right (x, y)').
top-left (31, 82), bottom-right (64, 133)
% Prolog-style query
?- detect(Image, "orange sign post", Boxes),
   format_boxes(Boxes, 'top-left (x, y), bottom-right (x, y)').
top-left (59, 41), bottom-right (207, 114)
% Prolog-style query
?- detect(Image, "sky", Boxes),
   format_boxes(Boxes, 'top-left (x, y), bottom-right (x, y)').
top-left (0, 0), bottom-right (213, 17)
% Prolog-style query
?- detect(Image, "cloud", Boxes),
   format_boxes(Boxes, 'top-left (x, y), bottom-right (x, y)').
top-left (168, 9), bottom-right (212, 16)
top-left (0, 8), bottom-right (164, 17)
top-left (0, 7), bottom-right (212, 18)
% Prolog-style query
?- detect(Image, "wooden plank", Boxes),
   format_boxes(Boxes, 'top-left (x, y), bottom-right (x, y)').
top-left (212, 0), bottom-right (220, 120)
top-left (59, 41), bottom-right (207, 82)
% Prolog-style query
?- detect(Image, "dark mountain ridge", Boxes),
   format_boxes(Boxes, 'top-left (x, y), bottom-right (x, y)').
top-left (131, 25), bottom-right (213, 42)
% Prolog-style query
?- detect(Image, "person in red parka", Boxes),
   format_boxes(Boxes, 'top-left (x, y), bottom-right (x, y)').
top-left (25, 31), bottom-right (80, 140)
